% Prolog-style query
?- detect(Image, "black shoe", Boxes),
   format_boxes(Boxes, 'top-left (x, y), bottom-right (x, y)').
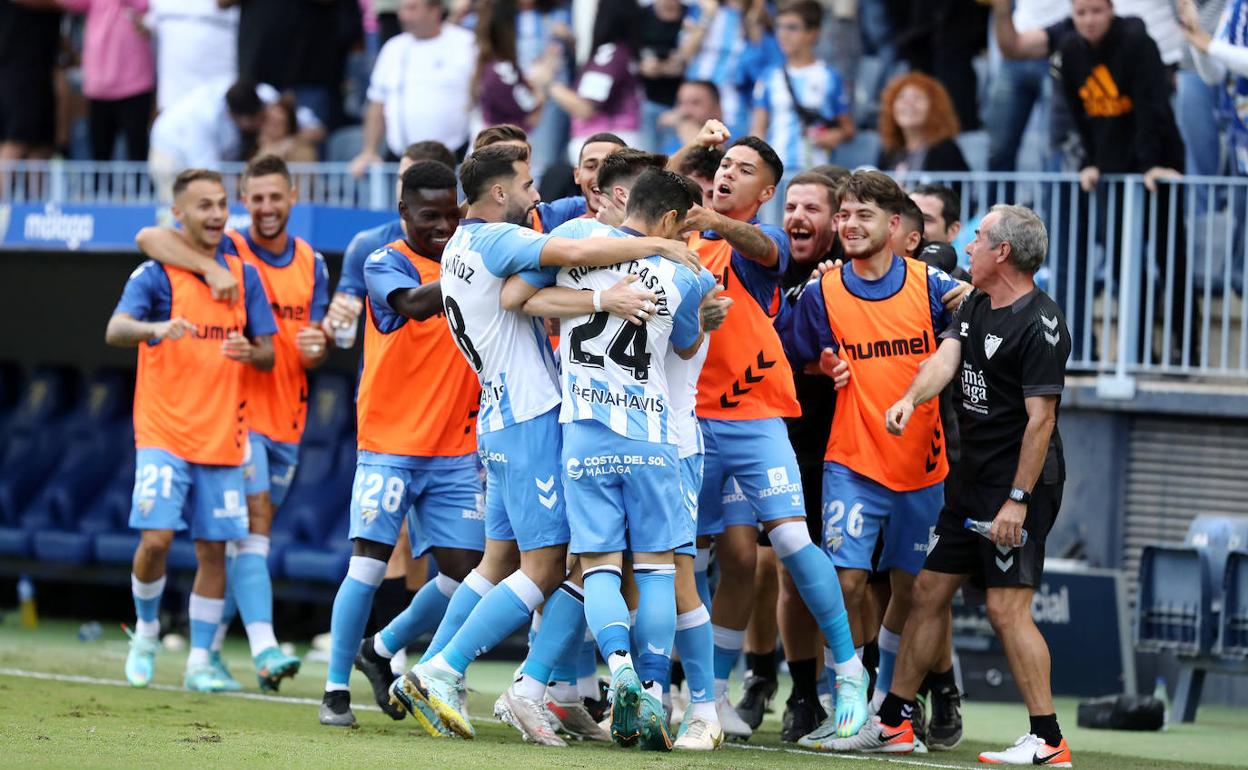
top-left (353, 637), bottom-right (406, 720)
top-left (583, 677), bottom-right (611, 723)
top-left (319, 690), bottom-right (356, 727)
top-left (913, 691), bottom-right (929, 745)
top-left (735, 675), bottom-right (778, 730)
top-left (927, 684), bottom-right (963, 751)
top-left (780, 692), bottom-right (826, 743)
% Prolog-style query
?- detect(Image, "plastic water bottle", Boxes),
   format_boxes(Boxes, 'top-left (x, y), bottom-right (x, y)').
top-left (333, 296), bottom-right (363, 349)
top-left (78, 621), bottom-right (102, 642)
top-left (963, 518), bottom-right (1028, 546)
top-left (17, 575), bottom-right (37, 629)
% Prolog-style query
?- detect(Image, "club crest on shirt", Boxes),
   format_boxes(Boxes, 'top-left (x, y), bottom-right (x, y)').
top-left (984, 333), bottom-right (1003, 359)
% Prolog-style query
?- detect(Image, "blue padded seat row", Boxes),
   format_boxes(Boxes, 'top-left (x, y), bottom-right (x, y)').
top-left (1222, 551), bottom-right (1248, 658)
top-left (0, 367), bottom-right (81, 519)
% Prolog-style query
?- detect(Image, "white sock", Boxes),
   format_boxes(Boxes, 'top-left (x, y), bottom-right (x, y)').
top-left (135, 619), bottom-right (160, 639)
top-left (513, 673), bottom-right (546, 701)
top-left (870, 688), bottom-right (887, 712)
top-left (245, 622), bottom-right (278, 658)
top-left (374, 633), bottom-right (395, 659)
top-left (549, 682), bottom-right (578, 702)
top-left (606, 651), bottom-right (633, 678)
top-left (577, 675), bottom-right (599, 699)
top-left (644, 680), bottom-right (662, 700)
top-left (186, 648), bottom-right (210, 669)
top-left (211, 622), bottom-right (228, 653)
top-left (428, 653), bottom-right (460, 678)
top-left (389, 648), bottom-right (407, 676)
top-left (714, 678), bottom-right (729, 699)
top-left (325, 682), bottom-right (349, 693)
top-left (689, 700), bottom-right (719, 723)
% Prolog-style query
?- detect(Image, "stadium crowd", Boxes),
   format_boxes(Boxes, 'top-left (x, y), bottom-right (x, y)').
top-left (4, 0), bottom-right (1233, 766)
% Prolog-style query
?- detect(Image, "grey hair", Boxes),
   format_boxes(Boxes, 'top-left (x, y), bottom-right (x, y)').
top-left (983, 204), bottom-right (1047, 274)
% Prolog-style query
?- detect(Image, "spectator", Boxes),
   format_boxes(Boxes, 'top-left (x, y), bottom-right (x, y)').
top-left (258, 95), bottom-right (319, 163)
top-left (877, 72), bottom-right (968, 174)
top-left (1056, 0), bottom-right (1192, 363)
top-left (680, 0), bottom-right (774, 138)
top-left (750, 0), bottom-right (854, 179)
top-left (905, 0), bottom-right (990, 131)
top-left (148, 79), bottom-right (323, 195)
top-left (352, 0), bottom-right (477, 175)
top-left (638, 0), bottom-right (689, 153)
top-left (527, 0), bottom-right (643, 162)
top-left (986, 0), bottom-right (1069, 171)
top-left (146, 0), bottom-right (239, 113)
top-left (60, 0), bottom-right (155, 161)
top-left (374, 0), bottom-right (401, 45)
top-left (0, 0), bottom-right (62, 160)
top-left (1174, 0), bottom-right (1229, 181)
top-left (1181, 0), bottom-right (1248, 174)
top-left (658, 79), bottom-right (722, 154)
top-left (223, 0), bottom-right (362, 130)
top-left (474, 0), bottom-right (544, 131)
top-left (512, 0), bottom-right (572, 180)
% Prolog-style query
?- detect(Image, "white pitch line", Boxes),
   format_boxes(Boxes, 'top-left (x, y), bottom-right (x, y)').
top-left (0, 667), bottom-right (973, 768)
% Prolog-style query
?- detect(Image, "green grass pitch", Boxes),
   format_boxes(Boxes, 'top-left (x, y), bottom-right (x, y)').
top-left (0, 620), bottom-right (1242, 769)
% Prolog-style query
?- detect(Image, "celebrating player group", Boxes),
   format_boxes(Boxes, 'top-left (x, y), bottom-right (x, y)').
top-left (107, 116), bottom-right (1074, 766)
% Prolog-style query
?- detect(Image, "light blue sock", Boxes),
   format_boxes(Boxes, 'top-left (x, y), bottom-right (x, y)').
top-left (712, 625), bottom-right (744, 681)
top-left (772, 522), bottom-right (855, 666)
top-left (131, 574), bottom-right (165, 637)
top-left (442, 572), bottom-right (544, 674)
top-left (188, 593), bottom-right (224, 656)
top-left (421, 570), bottom-right (493, 662)
top-left (379, 573), bottom-right (458, 654)
top-left (877, 626), bottom-right (900, 696)
top-left (694, 547), bottom-right (712, 610)
top-left (674, 605), bottom-right (714, 703)
top-left (578, 635), bottom-right (598, 678)
top-left (326, 556), bottom-right (386, 688)
top-left (583, 566), bottom-right (631, 659)
top-left (230, 535), bottom-right (273, 627)
top-left (633, 564), bottom-right (676, 686)
top-left (522, 582), bottom-right (585, 685)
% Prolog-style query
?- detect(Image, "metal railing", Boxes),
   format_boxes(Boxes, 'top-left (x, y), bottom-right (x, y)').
top-left (3, 162), bottom-right (1246, 383)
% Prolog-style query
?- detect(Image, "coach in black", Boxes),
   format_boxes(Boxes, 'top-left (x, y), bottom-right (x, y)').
top-left (821, 205), bottom-right (1073, 766)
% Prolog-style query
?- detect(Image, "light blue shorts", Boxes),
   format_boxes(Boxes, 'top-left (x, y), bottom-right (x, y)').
top-left (675, 454), bottom-right (703, 557)
top-left (697, 417), bottom-right (805, 536)
top-left (243, 431), bottom-right (300, 510)
top-left (480, 408), bottom-right (570, 552)
top-left (822, 462), bottom-right (944, 576)
top-left (129, 447), bottom-right (249, 541)
top-left (349, 452), bottom-right (485, 557)
top-left (562, 420), bottom-right (683, 555)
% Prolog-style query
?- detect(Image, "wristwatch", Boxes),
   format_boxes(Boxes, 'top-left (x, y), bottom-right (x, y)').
top-left (1008, 487), bottom-right (1032, 505)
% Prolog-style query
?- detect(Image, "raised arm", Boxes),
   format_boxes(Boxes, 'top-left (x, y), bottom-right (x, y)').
top-left (992, 0), bottom-right (1052, 60)
top-left (884, 337), bottom-right (963, 434)
top-left (682, 205), bottom-right (779, 267)
top-left (135, 226), bottom-right (239, 304)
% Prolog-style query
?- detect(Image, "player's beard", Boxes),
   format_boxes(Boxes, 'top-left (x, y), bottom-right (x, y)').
top-left (504, 199), bottom-right (534, 226)
top-left (843, 227), bottom-right (889, 261)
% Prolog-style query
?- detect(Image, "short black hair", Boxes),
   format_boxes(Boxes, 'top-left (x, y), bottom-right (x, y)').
top-left (777, 0), bottom-right (824, 29)
top-left (596, 149), bottom-right (668, 196)
top-left (680, 79), bottom-right (720, 104)
top-left (899, 197), bottom-right (924, 235)
top-left (400, 160), bottom-right (458, 204)
top-left (173, 168), bottom-right (224, 199)
top-left (677, 146), bottom-right (724, 181)
top-left (579, 132), bottom-right (627, 162)
top-left (911, 183), bottom-right (961, 227)
top-left (242, 153), bottom-right (291, 186)
top-left (225, 80), bottom-right (263, 117)
top-left (403, 141), bottom-right (456, 170)
top-left (473, 124), bottom-right (530, 153)
top-left (728, 136), bottom-right (784, 185)
top-left (626, 168), bottom-right (699, 224)
top-left (460, 143), bottom-right (527, 203)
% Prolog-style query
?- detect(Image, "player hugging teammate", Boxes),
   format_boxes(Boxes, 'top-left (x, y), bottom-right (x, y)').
top-left (109, 121), bottom-right (1072, 766)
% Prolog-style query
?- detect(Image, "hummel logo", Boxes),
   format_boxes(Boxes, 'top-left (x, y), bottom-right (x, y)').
top-left (535, 476), bottom-right (555, 493)
top-left (646, 642), bottom-right (667, 656)
top-left (1039, 313), bottom-right (1058, 331)
top-left (690, 688), bottom-right (706, 699)
top-left (1044, 330), bottom-right (1060, 346)
top-left (538, 491), bottom-right (558, 510)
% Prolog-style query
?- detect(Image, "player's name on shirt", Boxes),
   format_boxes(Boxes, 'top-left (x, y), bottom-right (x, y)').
top-left (563, 260), bottom-right (675, 318)
top-left (568, 380), bottom-right (667, 414)
top-left (441, 249), bottom-right (478, 284)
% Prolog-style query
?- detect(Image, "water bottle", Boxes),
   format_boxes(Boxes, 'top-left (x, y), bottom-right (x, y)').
top-left (333, 295), bottom-right (363, 349)
top-left (17, 575), bottom-right (37, 629)
top-left (78, 621), bottom-right (102, 642)
top-left (963, 518), bottom-right (1028, 546)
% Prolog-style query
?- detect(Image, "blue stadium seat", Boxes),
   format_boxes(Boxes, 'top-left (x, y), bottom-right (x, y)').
top-left (0, 367), bottom-right (80, 520)
top-left (1218, 551), bottom-right (1248, 659)
top-left (168, 533), bottom-right (198, 572)
top-left (94, 531), bottom-right (141, 565)
top-left (0, 361), bottom-right (22, 436)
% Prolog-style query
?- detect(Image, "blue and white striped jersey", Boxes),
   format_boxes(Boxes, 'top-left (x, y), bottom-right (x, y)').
top-left (683, 5), bottom-right (750, 135)
top-left (753, 60), bottom-right (850, 173)
top-left (439, 219), bottom-right (561, 435)
top-left (552, 225), bottom-right (703, 445)
top-left (664, 267), bottom-right (717, 459)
